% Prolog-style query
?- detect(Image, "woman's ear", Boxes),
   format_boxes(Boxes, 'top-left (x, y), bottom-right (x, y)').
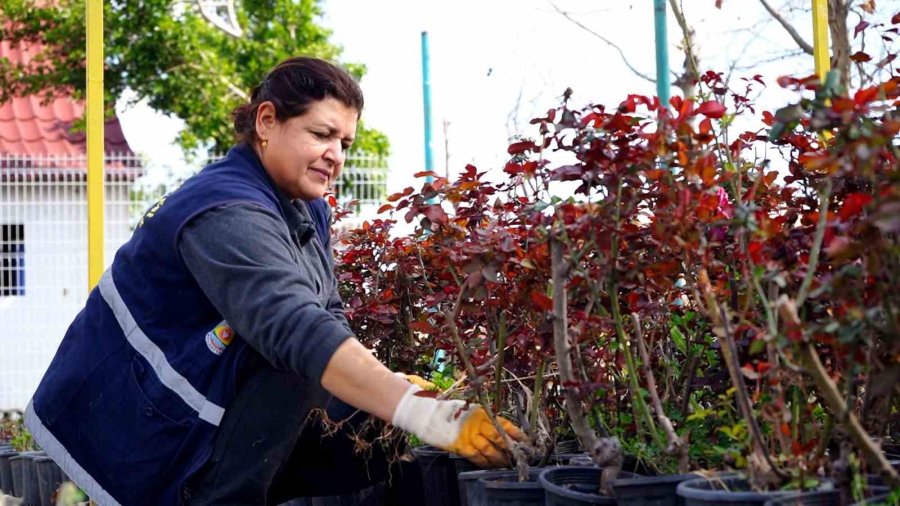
top-left (255, 101), bottom-right (277, 141)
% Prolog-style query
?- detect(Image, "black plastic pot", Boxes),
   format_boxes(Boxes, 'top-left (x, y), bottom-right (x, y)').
top-left (458, 468), bottom-right (542, 506)
top-left (0, 450), bottom-right (18, 494)
top-left (460, 469), bottom-right (517, 506)
top-left (285, 483), bottom-right (387, 506)
top-left (610, 472), bottom-right (703, 506)
top-left (412, 446), bottom-right (460, 506)
top-left (34, 457), bottom-right (65, 506)
top-left (676, 476), bottom-right (794, 506)
top-left (849, 492), bottom-right (899, 506)
top-left (10, 455), bottom-right (25, 497)
top-left (21, 455), bottom-right (42, 506)
top-left (480, 469), bottom-right (545, 506)
top-left (540, 465), bottom-right (640, 505)
top-left (450, 454), bottom-right (480, 506)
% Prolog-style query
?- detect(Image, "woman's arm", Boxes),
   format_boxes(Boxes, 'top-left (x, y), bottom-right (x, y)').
top-left (320, 338), bottom-right (411, 422)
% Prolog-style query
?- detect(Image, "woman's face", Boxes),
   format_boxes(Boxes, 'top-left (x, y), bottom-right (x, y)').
top-left (255, 97), bottom-right (358, 201)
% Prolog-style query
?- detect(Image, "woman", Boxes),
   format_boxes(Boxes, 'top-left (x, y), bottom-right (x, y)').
top-left (25, 56), bottom-right (523, 505)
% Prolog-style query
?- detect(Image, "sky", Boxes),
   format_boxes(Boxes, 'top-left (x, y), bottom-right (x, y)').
top-left (117, 0), bottom-right (897, 197)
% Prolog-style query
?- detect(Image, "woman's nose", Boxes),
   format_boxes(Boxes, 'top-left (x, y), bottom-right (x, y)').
top-left (323, 139), bottom-right (345, 165)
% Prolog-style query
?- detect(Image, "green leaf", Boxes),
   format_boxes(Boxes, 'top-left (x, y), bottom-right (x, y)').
top-left (670, 326), bottom-right (686, 354)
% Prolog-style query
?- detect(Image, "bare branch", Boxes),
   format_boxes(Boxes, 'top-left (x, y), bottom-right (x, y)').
top-left (758, 0), bottom-right (814, 55)
top-left (631, 313), bottom-right (689, 473)
top-left (666, 0), bottom-right (701, 97)
top-left (551, 227), bottom-right (622, 489)
top-left (547, 1), bottom-right (655, 83)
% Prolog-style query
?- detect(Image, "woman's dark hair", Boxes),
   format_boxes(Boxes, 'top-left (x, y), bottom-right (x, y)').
top-left (232, 56), bottom-right (364, 144)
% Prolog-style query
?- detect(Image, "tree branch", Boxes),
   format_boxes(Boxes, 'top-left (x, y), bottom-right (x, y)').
top-left (758, 0), bottom-right (815, 55)
top-left (547, 1), bottom-right (656, 84)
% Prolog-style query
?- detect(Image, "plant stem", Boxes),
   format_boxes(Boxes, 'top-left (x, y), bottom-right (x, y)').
top-left (796, 179), bottom-right (832, 308)
top-left (494, 312), bottom-right (508, 414)
top-left (697, 269), bottom-right (785, 487)
top-left (444, 288), bottom-right (525, 466)
top-left (631, 313), bottom-right (689, 473)
top-left (607, 179), bottom-right (662, 447)
top-left (802, 342), bottom-right (900, 487)
top-left (528, 359), bottom-right (545, 435)
top-left (551, 228), bottom-right (622, 484)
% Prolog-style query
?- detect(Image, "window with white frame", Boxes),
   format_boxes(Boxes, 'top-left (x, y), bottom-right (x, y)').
top-left (1, 224), bottom-right (24, 297)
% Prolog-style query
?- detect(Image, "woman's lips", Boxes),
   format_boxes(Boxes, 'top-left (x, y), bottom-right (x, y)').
top-left (309, 167), bottom-right (331, 181)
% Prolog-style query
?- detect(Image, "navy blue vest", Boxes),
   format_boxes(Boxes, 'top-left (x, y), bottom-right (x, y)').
top-left (25, 145), bottom-right (330, 505)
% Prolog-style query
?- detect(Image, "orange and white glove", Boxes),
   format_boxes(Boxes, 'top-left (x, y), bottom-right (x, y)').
top-left (394, 372), bottom-right (439, 391)
top-left (392, 385), bottom-right (526, 468)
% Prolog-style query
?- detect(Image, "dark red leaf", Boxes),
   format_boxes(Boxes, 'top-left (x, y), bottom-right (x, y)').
top-left (893, 12), bottom-right (900, 24)
top-left (850, 51), bottom-right (872, 63)
top-left (697, 101), bottom-right (726, 119)
top-left (414, 171), bottom-right (437, 178)
top-left (854, 20), bottom-right (870, 38)
top-left (854, 86), bottom-right (879, 105)
top-left (377, 204), bottom-right (393, 214)
top-left (839, 192), bottom-right (873, 221)
top-left (530, 290), bottom-right (553, 311)
top-left (504, 161), bottom-right (523, 175)
top-left (423, 205), bottom-right (448, 225)
top-left (507, 140), bottom-right (536, 155)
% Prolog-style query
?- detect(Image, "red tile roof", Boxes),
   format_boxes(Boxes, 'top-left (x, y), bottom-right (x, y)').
top-left (0, 38), bottom-right (135, 158)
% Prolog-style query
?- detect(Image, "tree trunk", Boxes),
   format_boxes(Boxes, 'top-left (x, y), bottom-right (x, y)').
top-left (828, 0), bottom-right (851, 89)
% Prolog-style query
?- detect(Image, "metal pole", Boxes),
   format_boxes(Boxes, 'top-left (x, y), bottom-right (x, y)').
top-left (654, 0), bottom-right (670, 106)
top-left (812, 0), bottom-right (830, 80)
top-left (421, 31), bottom-right (434, 183)
top-left (86, 0), bottom-right (105, 290)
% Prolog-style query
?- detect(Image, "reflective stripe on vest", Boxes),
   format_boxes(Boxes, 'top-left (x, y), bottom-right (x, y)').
top-left (98, 269), bottom-right (226, 426)
top-left (24, 401), bottom-right (121, 506)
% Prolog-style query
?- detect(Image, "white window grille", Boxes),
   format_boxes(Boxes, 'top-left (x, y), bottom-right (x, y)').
top-left (1, 224), bottom-right (25, 297)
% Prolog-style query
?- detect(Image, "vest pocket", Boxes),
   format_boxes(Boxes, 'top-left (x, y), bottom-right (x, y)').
top-left (131, 355), bottom-right (196, 426)
top-left (77, 354), bottom-right (196, 503)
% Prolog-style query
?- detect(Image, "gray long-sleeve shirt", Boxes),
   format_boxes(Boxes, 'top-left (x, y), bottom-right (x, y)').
top-left (178, 195), bottom-right (353, 382)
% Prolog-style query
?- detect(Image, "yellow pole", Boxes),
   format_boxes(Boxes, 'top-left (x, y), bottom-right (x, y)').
top-left (86, 0), bottom-right (104, 290)
top-left (812, 0), bottom-right (830, 79)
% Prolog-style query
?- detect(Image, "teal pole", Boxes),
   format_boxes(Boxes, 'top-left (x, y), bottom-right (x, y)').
top-left (421, 31), bottom-right (435, 183)
top-left (654, 0), bottom-right (670, 107)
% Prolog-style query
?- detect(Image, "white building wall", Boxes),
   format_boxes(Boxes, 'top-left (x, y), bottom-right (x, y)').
top-left (0, 174), bottom-right (134, 409)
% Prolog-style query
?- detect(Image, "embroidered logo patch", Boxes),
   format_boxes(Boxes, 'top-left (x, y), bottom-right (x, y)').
top-left (205, 321), bottom-right (235, 356)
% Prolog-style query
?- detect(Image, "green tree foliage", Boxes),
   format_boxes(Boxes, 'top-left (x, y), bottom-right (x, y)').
top-left (0, 0), bottom-right (389, 155)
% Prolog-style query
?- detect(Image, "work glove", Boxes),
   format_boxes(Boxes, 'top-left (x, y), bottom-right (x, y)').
top-left (392, 385), bottom-right (526, 468)
top-left (394, 372), bottom-right (439, 391)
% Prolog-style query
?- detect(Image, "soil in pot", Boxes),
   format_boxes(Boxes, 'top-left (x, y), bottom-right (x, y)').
top-left (412, 446), bottom-right (461, 506)
top-left (610, 472), bottom-right (703, 506)
top-left (540, 465), bottom-right (641, 505)
top-left (676, 475), bottom-right (802, 506)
